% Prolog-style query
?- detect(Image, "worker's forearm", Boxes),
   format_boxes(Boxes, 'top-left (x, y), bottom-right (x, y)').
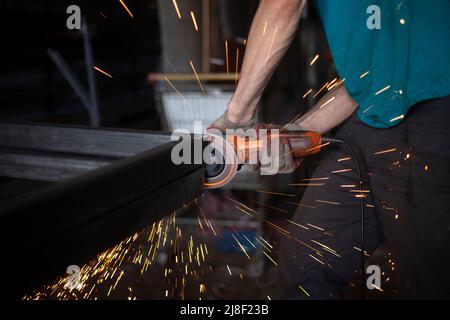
top-left (295, 84), bottom-right (358, 134)
top-left (227, 0), bottom-right (306, 123)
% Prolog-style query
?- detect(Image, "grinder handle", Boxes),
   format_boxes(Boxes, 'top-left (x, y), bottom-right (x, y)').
top-left (281, 131), bottom-right (323, 157)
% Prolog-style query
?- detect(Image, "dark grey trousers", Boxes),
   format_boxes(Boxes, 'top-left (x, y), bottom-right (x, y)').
top-left (279, 96), bottom-right (450, 299)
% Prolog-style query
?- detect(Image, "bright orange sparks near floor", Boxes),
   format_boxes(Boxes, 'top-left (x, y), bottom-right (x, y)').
top-left (94, 66), bottom-right (112, 78)
top-left (190, 11), bottom-right (199, 31)
top-left (119, 0), bottom-right (134, 18)
top-left (171, 0), bottom-right (181, 19)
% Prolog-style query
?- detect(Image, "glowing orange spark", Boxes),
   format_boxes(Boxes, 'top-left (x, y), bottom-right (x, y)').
top-left (331, 168), bottom-right (352, 174)
top-left (360, 71), bottom-right (370, 78)
top-left (315, 200), bottom-right (340, 206)
top-left (255, 190), bottom-right (296, 197)
top-left (263, 251), bottom-right (278, 266)
top-left (390, 114), bottom-right (404, 122)
top-left (319, 96), bottom-right (336, 109)
top-left (265, 27), bottom-right (278, 64)
top-left (313, 82), bottom-right (329, 98)
top-left (171, 0), bottom-right (181, 19)
top-left (93, 66), bottom-right (112, 78)
top-left (303, 89), bottom-right (312, 98)
top-left (235, 48), bottom-right (239, 85)
top-left (374, 148), bottom-right (397, 155)
top-left (163, 76), bottom-right (185, 100)
top-left (299, 285), bottom-right (310, 297)
top-left (190, 11), bottom-right (199, 31)
top-left (189, 60), bottom-right (205, 95)
top-left (375, 85), bottom-right (391, 95)
top-left (119, 0), bottom-right (134, 18)
top-left (225, 40), bottom-right (229, 75)
top-left (310, 54), bottom-right (319, 66)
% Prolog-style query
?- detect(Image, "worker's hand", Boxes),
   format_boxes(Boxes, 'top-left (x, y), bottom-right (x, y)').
top-left (209, 110), bottom-right (255, 132)
top-left (248, 123), bottom-right (303, 175)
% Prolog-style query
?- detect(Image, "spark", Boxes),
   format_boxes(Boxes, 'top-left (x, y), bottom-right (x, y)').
top-left (234, 205), bottom-right (254, 217)
top-left (266, 220), bottom-right (290, 235)
top-left (263, 251), bottom-right (278, 266)
top-left (235, 48), bottom-right (240, 85)
top-left (298, 285), bottom-right (310, 297)
top-left (328, 78), bottom-right (345, 91)
top-left (259, 236), bottom-right (274, 249)
top-left (189, 60), bottom-right (206, 95)
top-left (254, 238), bottom-right (272, 252)
top-left (310, 54), bottom-right (319, 66)
top-left (302, 89), bottom-right (312, 98)
top-left (311, 240), bottom-right (340, 257)
top-left (341, 184), bottom-right (356, 188)
top-left (265, 27), bottom-right (278, 64)
top-left (302, 177), bottom-right (330, 181)
top-left (306, 223), bottom-right (325, 231)
top-left (163, 76), bottom-right (186, 100)
top-left (94, 66), bottom-right (112, 78)
top-left (289, 183), bottom-right (326, 187)
top-left (225, 40), bottom-right (229, 75)
top-left (285, 201), bottom-right (316, 209)
top-left (363, 105), bottom-right (374, 113)
top-left (252, 200), bottom-right (287, 213)
top-left (232, 234), bottom-right (251, 260)
top-left (190, 11), bottom-right (199, 31)
top-left (226, 265), bottom-right (232, 275)
top-left (400, 18), bottom-right (406, 25)
top-left (263, 21), bottom-right (268, 36)
top-left (374, 148), bottom-right (397, 155)
top-left (360, 71), bottom-right (370, 78)
top-left (338, 157), bottom-right (351, 162)
top-left (318, 96), bottom-right (336, 109)
top-left (225, 196), bottom-right (257, 214)
top-left (309, 254), bottom-right (325, 265)
top-left (305, 142), bottom-right (331, 153)
top-left (242, 234), bottom-right (256, 248)
top-left (375, 85), bottom-right (391, 95)
top-left (327, 78), bottom-right (338, 89)
top-left (353, 246), bottom-right (370, 257)
top-left (119, 0), bottom-right (134, 18)
top-left (390, 114), bottom-right (404, 122)
top-left (313, 82), bottom-right (329, 98)
top-left (315, 200), bottom-right (340, 206)
top-left (331, 168), bottom-right (352, 173)
top-left (424, 164), bottom-right (429, 171)
top-left (287, 219), bottom-right (309, 230)
top-left (171, 0), bottom-right (182, 19)
top-left (255, 190), bottom-right (296, 197)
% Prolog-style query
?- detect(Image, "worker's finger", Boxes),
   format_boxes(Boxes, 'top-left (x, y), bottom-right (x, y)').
top-left (278, 143), bottom-right (295, 174)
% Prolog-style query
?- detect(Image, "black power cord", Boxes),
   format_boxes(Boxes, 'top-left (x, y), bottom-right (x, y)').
top-left (322, 136), bottom-right (366, 299)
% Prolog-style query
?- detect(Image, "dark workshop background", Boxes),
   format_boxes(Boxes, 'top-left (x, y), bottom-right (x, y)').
top-left (2, 0), bottom-right (388, 300)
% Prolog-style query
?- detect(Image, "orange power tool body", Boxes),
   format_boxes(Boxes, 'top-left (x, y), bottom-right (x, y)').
top-left (204, 130), bottom-right (323, 189)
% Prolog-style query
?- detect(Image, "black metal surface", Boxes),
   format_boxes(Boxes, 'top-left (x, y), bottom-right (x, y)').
top-left (0, 123), bottom-right (204, 299)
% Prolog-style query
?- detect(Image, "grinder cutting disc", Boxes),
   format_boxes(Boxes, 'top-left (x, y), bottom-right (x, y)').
top-left (203, 132), bottom-right (239, 189)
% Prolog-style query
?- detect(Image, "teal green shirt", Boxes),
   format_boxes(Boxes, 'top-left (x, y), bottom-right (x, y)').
top-left (315, 0), bottom-right (450, 128)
